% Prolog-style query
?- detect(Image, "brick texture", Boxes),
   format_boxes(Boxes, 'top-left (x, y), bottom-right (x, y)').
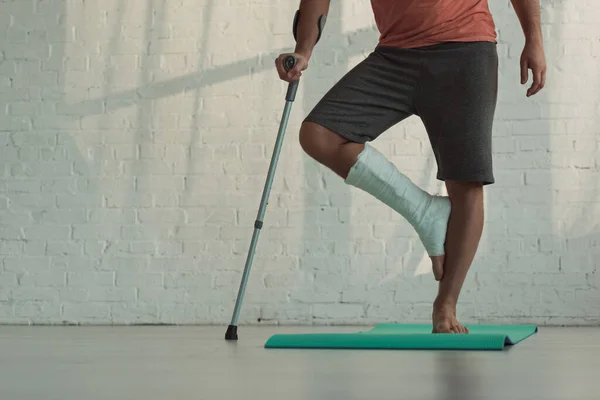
top-left (0, 0), bottom-right (598, 325)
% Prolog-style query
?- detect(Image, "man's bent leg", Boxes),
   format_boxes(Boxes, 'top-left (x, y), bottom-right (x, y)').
top-left (300, 45), bottom-right (455, 265)
top-left (344, 144), bottom-right (451, 259)
top-left (414, 41), bottom-right (498, 330)
top-left (300, 122), bottom-right (451, 272)
top-left (432, 180), bottom-right (484, 334)
top-left (299, 122), bottom-right (363, 179)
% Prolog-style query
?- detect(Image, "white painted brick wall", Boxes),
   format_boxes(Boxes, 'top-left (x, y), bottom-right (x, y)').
top-left (0, 0), bottom-right (599, 325)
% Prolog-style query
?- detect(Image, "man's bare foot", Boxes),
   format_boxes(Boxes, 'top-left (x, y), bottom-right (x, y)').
top-left (431, 255), bottom-right (444, 281)
top-left (432, 302), bottom-right (469, 334)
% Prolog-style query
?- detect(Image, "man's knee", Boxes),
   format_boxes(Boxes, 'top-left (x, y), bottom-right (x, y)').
top-left (299, 121), bottom-right (345, 162)
top-left (298, 122), bottom-right (318, 157)
top-left (299, 121), bottom-right (364, 178)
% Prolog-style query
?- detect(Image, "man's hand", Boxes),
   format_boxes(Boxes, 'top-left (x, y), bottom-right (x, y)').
top-left (275, 52), bottom-right (309, 83)
top-left (520, 40), bottom-right (546, 97)
top-left (511, 0), bottom-right (546, 97)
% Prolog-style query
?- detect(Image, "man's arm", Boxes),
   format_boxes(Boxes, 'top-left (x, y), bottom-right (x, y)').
top-left (275, 0), bottom-right (330, 82)
top-left (510, 0), bottom-right (546, 96)
top-left (511, 0), bottom-right (542, 43)
top-left (294, 0), bottom-right (331, 60)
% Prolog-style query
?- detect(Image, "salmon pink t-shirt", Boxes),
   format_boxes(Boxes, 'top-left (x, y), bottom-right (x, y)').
top-left (371, 0), bottom-right (497, 48)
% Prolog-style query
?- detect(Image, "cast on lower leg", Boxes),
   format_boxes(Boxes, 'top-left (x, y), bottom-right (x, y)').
top-left (344, 144), bottom-right (451, 256)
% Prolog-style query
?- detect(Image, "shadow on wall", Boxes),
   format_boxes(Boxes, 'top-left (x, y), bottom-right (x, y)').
top-left (2, 0), bottom-right (431, 325)
top-left (63, 5), bottom-right (436, 325)
top-left (7, 0), bottom-right (596, 325)
top-left (0, 0), bottom-right (178, 323)
top-left (0, 0), bottom-right (94, 323)
top-left (87, 0), bottom-right (225, 323)
top-left (0, 0), bottom-right (221, 324)
top-left (69, 0), bottom-right (180, 324)
top-left (0, 1), bottom-right (468, 326)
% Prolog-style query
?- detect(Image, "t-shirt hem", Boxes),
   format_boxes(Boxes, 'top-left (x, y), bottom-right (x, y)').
top-left (378, 36), bottom-right (498, 49)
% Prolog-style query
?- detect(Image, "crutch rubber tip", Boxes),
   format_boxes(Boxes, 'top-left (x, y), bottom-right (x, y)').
top-left (225, 325), bottom-right (238, 341)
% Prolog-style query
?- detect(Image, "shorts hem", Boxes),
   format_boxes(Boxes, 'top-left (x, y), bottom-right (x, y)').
top-left (436, 174), bottom-right (495, 186)
top-left (303, 116), bottom-right (369, 144)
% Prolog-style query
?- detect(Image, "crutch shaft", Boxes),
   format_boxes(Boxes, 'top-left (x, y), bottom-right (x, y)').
top-left (229, 94), bottom-right (295, 323)
top-left (225, 9), bottom-right (327, 341)
top-left (225, 79), bottom-right (298, 341)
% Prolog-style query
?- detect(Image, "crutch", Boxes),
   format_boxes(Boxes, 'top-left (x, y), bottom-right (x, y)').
top-left (225, 10), bottom-right (327, 341)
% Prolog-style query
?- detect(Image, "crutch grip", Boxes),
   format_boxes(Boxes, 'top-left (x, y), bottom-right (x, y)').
top-left (284, 55), bottom-right (299, 102)
top-left (286, 10), bottom-right (326, 103)
top-left (283, 55), bottom-right (297, 72)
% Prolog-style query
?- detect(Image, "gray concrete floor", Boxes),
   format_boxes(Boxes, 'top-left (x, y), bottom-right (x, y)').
top-left (0, 325), bottom-right (599, 400)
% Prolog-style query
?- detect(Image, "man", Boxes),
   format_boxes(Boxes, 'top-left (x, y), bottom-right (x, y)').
top-left (275, 0), bottom-right (546, 333)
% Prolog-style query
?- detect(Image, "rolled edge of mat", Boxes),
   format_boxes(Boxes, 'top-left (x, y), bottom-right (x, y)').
top-left (504, 325), bottom-right (539, 345)
top-left (264, 333), bottom-right (508, 350)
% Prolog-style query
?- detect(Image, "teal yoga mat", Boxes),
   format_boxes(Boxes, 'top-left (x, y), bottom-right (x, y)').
top-left (265, 324), bottom-right (538, 350)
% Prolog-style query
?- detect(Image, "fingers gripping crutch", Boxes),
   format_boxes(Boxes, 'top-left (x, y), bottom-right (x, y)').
top-left (225, 11), bottom-right (327, 341)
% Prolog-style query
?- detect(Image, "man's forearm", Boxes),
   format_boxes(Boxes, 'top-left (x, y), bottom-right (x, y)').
top-left (511, 0), bottom-right (543, 43)
top-left (294, 0), bottom-right (330, 59)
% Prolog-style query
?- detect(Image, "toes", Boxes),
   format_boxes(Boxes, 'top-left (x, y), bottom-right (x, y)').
top-left (433, 324), bottom-right (454, 334)
top-left (450, 323), bottom-right (469, 334)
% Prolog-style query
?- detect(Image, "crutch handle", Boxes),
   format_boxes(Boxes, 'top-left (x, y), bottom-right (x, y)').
top-left (283, 55), bottom-right (297, 72)
top-left (283, 55), bottom-right (299, 102)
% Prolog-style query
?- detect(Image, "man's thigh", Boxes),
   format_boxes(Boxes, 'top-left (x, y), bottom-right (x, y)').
top-left (416, 42), bottom-right (499, 185)
top-left (304, 46), bottom-right (421, 144)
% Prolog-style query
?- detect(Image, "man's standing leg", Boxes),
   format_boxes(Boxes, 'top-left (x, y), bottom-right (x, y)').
top-left (416, 41), bottom-right (499, 333)
top-left (433, 181), bottom-right (484, 333)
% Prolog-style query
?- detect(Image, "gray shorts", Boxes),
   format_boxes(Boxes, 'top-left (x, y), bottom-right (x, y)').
top-left (304, 42), bottom-right (499, 185)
